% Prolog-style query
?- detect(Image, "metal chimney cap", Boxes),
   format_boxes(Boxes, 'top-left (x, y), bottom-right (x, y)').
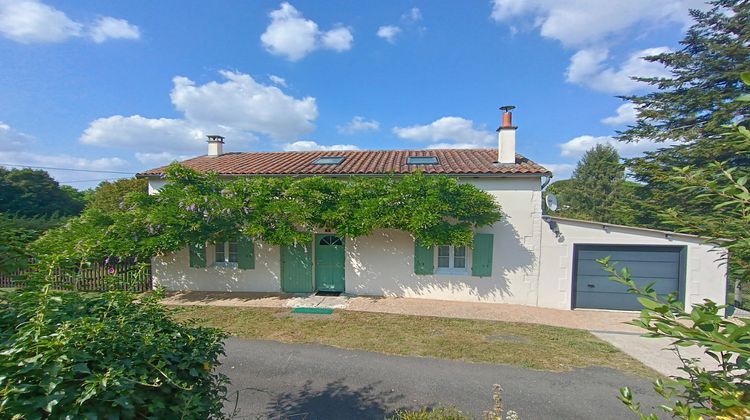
top-left (207, 135), bottom-right (225, 143)
top-left (499, 105), bottom-right (516, 112)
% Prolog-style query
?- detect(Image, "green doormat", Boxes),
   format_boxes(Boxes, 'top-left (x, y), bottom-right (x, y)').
top-left (291, 307), bottom-right (334, 315)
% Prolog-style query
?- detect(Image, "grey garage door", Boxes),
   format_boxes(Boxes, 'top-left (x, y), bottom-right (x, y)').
top-left (573, 245), bottom-right (684, 311)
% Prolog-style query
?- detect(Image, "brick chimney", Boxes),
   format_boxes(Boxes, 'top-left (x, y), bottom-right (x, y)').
top-left (207, 135), bottom-right (224, 157)
top-left (497, 106), bottom-right (516, 164)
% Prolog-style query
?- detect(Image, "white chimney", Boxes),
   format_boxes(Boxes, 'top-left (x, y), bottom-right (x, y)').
top-left (207, 135), bottom-right (224, 157)
top-left (497, 105), bottom-right (516, 164)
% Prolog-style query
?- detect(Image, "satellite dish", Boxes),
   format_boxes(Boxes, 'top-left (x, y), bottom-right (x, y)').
top-left (545, 193), bottom-right (558, 212)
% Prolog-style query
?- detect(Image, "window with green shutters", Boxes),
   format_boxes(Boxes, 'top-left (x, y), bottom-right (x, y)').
top-left (189, 243), bottom-right (206, 268)
top-left (471, 233), bottom-right (494, 277)
top-left (414, 240), bottom-right (434, 275)
top-left (237, 237), bottom-right (255, 269)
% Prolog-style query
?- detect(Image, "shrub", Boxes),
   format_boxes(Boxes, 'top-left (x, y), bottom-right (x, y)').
top-left (0, 287), bottom-right (228, 418)
top-left (390, 406), bottom-right (470, 420)
top-left (389, 385), bottom-right (519, 420)
top-left (602, 259), bottom-right (750, 419)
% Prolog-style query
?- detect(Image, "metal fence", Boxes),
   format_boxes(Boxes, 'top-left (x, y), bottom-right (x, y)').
top-left (0, 262), bottom-right (152, 292)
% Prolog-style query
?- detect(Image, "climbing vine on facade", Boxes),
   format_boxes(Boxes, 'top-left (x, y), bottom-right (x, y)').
top-left (32, 164), bottom-right (503, 268)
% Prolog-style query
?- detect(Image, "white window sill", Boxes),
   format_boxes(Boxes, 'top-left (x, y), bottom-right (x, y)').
top-left (435, 268), bottom-right (469, 276)
top-left (213, 262), bottom-right (238, 269)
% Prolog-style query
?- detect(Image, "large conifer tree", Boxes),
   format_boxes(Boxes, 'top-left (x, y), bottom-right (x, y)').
top-left (616, 0), bottom-right (750, 227)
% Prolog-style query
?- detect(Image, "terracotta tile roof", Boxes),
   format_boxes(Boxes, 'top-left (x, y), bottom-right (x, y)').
top-left (137, 148), bottom-right (551, 177)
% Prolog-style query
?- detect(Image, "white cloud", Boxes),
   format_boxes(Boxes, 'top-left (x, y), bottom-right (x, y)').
top-left (88, 16), bottom-right (140, 43)
top-left (170, 70), bottom-right (317, 140)
top-left (490, 0), bottom-right (705, 47)
top-left (565, 47), bottom-right (672, 94)
top-left (0, 0), bottom-right (81, 43)
top-left (378, 7), bottom-right (423, 44)
top-left (393, 117), bottom-right (494, 147)
top-left (426, 143), bottom-right (485, 150)
top-left (0, 149), bottom-right (131, 188)
top-left (283, 141), bottom-right (359, 151)
top-left (602, 102), bottom-right (638, 126)
top-left (401, 7), bottom-right (422, 23)
top-left (0, 151), bottom-right (129, 171)
top-left (321, 26), bottom-right (353, 51)
top-left (260, 2), bottom-right (353, 61)
top-left (540, 162), bottom-right (576, 179)
top-left (0, 0), bottom-right (139, 44)
top-left (0, 121), bottom-right (35, 150)
top-left (376, 25), bottom-right (401, 43)
top-left (269, 74), bottom-right (287, 87)
top-left (81, 70), bottom-right (316, 157)
top-left (260, 3), bottom-right (316, 61)
top-left (337, 116), bottom-right (380, 134)
top-left (0, 122), bottom-right (136, 189)
top-left (559, 134), bottom-right (677, 159)
top-left (134, 152), bottom-right (192, 166)
top-left (81, 115), bottom-right (207, 153)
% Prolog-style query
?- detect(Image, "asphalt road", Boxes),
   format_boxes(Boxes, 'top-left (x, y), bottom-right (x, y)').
top-left (220, 337), bottom-right (663, 419)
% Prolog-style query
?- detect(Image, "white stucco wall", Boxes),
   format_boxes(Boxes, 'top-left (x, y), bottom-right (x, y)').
top-left (150, 176), bottom-right (545, 305)
top-left (342, 177), bottom-right (543, 304)
top-left (147, 176), bottom-right (727, 311)
top-left (537, 217), bottom-right (728, 310)
top-left (152, 242), bottom-right (282, 293)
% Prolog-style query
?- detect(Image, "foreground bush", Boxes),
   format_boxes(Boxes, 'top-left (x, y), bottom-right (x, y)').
top-left (390, 385), bottom-right (519, 420)
top-left (0, 287), bottom-right (228, 418)
top-left (601, 260), bottom-right (750, 419)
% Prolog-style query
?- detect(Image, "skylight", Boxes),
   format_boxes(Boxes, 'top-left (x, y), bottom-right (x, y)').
top-left (312, 156), bottom-right (345, 165)
top-left (406, 156), bottom-right (439, 165)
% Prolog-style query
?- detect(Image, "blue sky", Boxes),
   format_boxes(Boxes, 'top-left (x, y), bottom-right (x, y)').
top-left (0, 0), bottom-right (707, 188)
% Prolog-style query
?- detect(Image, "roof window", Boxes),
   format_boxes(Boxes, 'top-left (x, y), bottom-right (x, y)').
top-left (406, 156), bottom-right (439, 165)
top-left (312, 156), bottom-right (345, 165)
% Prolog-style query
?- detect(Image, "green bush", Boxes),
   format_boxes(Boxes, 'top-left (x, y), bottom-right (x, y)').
top-left (0, 213), bottom-right (67, 274)
top-left (0, 287), bottom-right (228, 418)
top-left (390, 385), bottom-right (519, 420)
top-left (601, 259), bottom-right (750, 419)
top-left (390, 406), bottom-right (470, 420)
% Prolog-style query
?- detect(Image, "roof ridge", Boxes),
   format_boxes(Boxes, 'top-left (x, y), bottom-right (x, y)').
top-left (216, 147), bottom-right (497, 155)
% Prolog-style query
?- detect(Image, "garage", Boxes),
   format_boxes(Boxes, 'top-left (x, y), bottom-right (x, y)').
top-left (572, 244), bottom-right (685, 311)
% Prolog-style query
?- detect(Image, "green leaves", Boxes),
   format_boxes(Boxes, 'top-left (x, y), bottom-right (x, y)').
top-left (545, 144), bottom-right (635, 225)
top-left (32, 166), bottom-right (503, 266)
top-left (601, 258), bottom-right (750, 419)
top-left (0, 288), bottom-right (228, 418)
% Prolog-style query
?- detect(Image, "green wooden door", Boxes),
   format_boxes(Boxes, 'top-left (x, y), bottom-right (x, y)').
top-left (281, 242), bottom-right (313, 293)
top-left (314, 234), bottom-right (345, 292)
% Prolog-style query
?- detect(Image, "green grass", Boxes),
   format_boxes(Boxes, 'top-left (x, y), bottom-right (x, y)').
top-left (171, 305), bottom-right (656, 377)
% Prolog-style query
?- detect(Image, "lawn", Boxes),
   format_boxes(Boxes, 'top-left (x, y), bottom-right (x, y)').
top-left (171, 305), bottom-right (656, 377)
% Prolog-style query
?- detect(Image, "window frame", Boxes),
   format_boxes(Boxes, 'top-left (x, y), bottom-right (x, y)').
top-left (435, 244), bottom-right (470, 275)
top-left (213, 241), bottom-right (239, 268)
top-left (406, 156), bottom-right (439, 165)
top-left (312, 156), bottom-right (346, 165)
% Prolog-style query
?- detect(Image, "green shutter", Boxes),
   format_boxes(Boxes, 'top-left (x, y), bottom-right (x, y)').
top-left (237, 237), bottom-right (255, 269)
top-left (414, 240), bottom-right (434, 275)
top-left (471, 233), bottom-right (494, 277)
top-left (189, 243), bottom-right (206, 268)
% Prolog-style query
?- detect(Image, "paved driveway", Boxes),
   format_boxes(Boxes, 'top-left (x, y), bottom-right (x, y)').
top-left (220, 338), bottom-right (663, 419)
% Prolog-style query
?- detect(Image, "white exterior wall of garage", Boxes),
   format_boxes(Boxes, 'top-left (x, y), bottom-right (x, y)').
top-left (538, 217), bottom-right (727, 310)
top-left (149, 176), bottom-right (728, 310)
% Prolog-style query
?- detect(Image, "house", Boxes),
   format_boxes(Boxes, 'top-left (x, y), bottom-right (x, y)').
top-left (137, 108), bottom-right (728, 311)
